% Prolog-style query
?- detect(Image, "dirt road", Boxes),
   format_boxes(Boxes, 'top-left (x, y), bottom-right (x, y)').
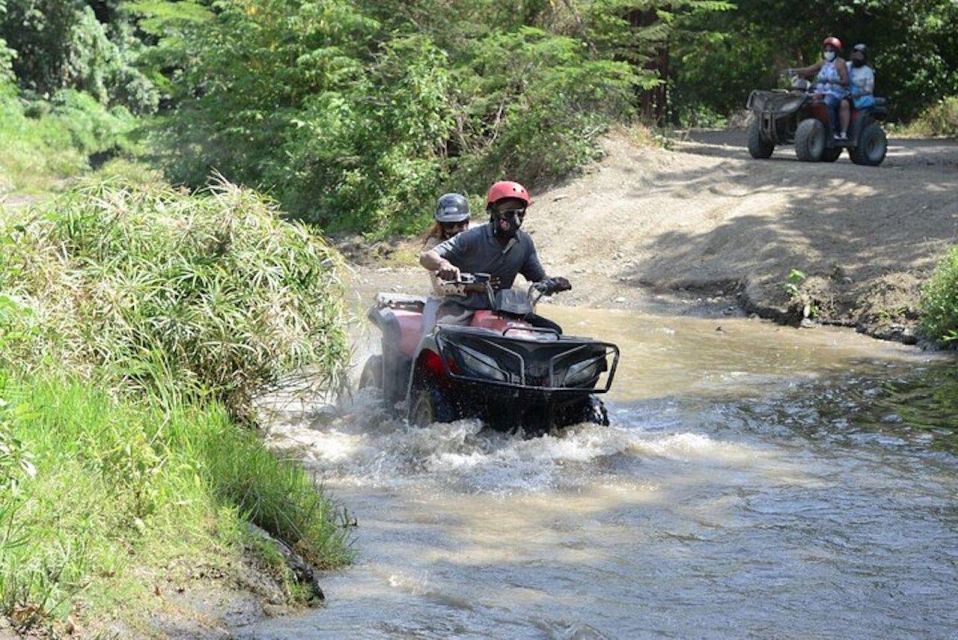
top-left (519, 130), bottom-right (958, 342)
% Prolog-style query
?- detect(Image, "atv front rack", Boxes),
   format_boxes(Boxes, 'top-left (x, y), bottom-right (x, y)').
top-left (435, 327), bottom-right (620, 393)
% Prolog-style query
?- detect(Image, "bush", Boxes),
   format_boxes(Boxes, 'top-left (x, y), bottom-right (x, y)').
top-left (0, 178), bottom-right (350, 419)
top-left (0, 82), bottom-right (137, 194)
top-left (155, 1), bottom-right (640, 236)
top-left (908, 96), bottom-right (958, 137)
top-left (920, 246), bottom-right (958, 345)
top-left (0, 372), bottom-right (351, 633)
top-left (0, 0), bottom-right (158, 113)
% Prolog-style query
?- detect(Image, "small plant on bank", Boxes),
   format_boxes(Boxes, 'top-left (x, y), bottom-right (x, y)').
top-left (920, 246), bottom-right (958, 345)
top-left (783, 268), bottom-right (807, 298)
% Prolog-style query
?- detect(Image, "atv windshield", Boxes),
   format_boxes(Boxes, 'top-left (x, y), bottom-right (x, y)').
top-left (493, 289), bottom-right (534, 316)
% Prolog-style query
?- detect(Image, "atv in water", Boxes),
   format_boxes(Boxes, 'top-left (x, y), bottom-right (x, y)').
top-left (745, 72), bottom-right (888, 165)
top-left (359, 274), bottom-right (619, 433)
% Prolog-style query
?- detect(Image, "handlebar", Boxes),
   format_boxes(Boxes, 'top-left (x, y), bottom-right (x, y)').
top-left (435, 273), bottom-right (571, 300)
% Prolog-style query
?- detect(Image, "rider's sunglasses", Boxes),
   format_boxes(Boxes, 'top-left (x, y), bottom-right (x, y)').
top-left (495, 207), bottom-right (526, 219)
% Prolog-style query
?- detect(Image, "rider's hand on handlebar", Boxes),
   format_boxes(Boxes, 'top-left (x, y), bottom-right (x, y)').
top-left (535, 276), bottom-right (572, 295)
top-left (551, 276), bottom-right (572, 293)
top-left (436, 260), bottom-right (460, 282)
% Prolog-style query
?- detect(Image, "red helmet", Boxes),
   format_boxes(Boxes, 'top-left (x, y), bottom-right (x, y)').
top-left (485, 181), bottom-right (531, 208)
top-left (823, 36), bottom-right (842, 51)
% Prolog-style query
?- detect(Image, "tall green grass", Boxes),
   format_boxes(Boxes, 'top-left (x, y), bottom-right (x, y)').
top-left (0, 83), bottom-right (135, 197)
top-left (921, 246), bottom-right (958, 345)
top-left (0, 177), bottom-right (349, 420)
top-left (0, 372), bottom-right (351, 634)
top-left (906, 96), bottom-right (958, 138)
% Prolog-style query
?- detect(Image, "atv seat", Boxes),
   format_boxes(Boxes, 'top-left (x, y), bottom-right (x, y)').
top-left (375, 292), bottom-right (426, 313)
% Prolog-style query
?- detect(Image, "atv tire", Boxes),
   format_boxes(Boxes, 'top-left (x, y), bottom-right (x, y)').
top-left (557, 396), bottom-right (609, 428)
top-left (849, 123), bottom-right (887, 166)
top-left (821, 146), bottom-right (842, 162)
top-left (409, 383), bottom-right (457, 427)
top-left (747, 118), bottom-right (774, 159)
top-left (794, 118), bottom-right (825, 162)
top-left (358, 355), bottom-right (383, 390)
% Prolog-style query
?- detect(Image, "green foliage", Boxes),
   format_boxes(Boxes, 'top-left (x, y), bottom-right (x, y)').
top-left (920, 246), bottom-right (958, 344)
top-left (0, 82), bottom-right (136, 195)
top-left (122, 1), bottom-right (214, 100)
top-left (0, 178), bottom-right (350, 419)
top-left (0, 0), bottom-right (158, 112)
top-left (451, 27), bottom-right (636, 189)
top-left (0, 373), bottom-right (351, 632)
top-left (784, 268), bottom-right (807, 298)
top-left (908, 95), bottom-right (958, 137)
top-left (673, 0), bottom-right (958, 123)
top-left (153, 0), bottom-right (654, 235)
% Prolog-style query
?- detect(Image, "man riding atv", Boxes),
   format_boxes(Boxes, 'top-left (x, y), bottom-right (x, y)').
top-left (419, 180), bottom-right (571, 325)
top-left (360, 180), bottom-right (614, 433)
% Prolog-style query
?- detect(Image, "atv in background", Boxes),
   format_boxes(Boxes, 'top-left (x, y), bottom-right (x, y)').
top-left (360, 274), bottom-right (619, 434)
top-left (746, 72), bottom-right (889, 165)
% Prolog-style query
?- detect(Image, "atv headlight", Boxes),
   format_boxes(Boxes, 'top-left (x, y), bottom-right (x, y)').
top-left (457, 344), bottom-right (507, 382)
top-left (564, 358), bottom-right (600, 387)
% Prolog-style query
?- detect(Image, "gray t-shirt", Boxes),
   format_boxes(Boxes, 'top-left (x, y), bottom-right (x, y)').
top-left (432, 223), bottom-right (546, 309)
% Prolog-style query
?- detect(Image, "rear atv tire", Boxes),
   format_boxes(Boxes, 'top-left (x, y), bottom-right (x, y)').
top-left (409, 383), bottom-right (457, 427)
top-left (849, 123), bottom-right (887, 166)
top-left (794, 118), bottom-right (825, 162)
top-left (747, 119), bottom-right (774, 159)
top-left (358, 355), bottom-right (383, 390)
top-left (821, 147), bottom-right (842, 162)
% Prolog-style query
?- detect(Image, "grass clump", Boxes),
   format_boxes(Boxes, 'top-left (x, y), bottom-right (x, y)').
top-left (920, 246), bottom-right (958, 345)
top-left (0, 372), bottom-right (351, 634)
top-left (906, 96), bottom-right (958, 138)
top-left (0, 177), bottom-right (349, 420)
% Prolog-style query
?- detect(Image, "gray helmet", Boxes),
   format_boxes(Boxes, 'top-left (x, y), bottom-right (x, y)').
top-left (435, 193), bottom-right (470, 223)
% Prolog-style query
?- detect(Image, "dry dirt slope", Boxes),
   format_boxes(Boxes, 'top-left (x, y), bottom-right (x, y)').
top-left (524, 130), bottom-right (958, 341)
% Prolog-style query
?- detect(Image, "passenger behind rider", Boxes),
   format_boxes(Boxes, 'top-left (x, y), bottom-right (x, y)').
top-left (791, 36), bottom-right (850, 140)
top-left (419, 180), bottom-right (570, 328)
top-left (842, 43), bottom-right (876, 127)
top-left (423, 193), bottom-right (471, 295)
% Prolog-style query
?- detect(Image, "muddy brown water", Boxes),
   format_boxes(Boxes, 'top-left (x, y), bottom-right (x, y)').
top-left (241, 306), bottom-right (958, 639)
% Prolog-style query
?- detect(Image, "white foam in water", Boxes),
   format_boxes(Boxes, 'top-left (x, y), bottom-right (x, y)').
top-left (267, 377), bottom-right (779, 493)
top-left (264, 390), bottom-right (771, 494)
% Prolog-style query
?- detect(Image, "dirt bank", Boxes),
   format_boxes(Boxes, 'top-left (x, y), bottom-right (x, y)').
top-left (523, 130), bottom-right (958, 342)
top-left (350, 130), bottom-right (958, 343)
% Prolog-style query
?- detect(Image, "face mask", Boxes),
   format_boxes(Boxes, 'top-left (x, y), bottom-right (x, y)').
top-left (491, 209), bottom-right (525, 239)
top-left (852, 59), bottom-right (864, 68)
top-left (824, 51), bottom-right (836, 62)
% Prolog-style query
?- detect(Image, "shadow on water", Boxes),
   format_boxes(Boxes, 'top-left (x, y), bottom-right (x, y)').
top-left (802, 361), bottom-right (958, 454)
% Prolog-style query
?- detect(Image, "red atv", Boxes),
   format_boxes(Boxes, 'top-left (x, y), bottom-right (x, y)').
top-left (746, 73), bottom-right (888, 165)
top-left (359, 274), bottom-right (619, 433)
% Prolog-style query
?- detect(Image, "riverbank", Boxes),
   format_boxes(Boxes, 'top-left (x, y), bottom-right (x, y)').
top-left (342, 129), bottom-right (958, 344)
top-left (0, 179), bottom-right (352, 639)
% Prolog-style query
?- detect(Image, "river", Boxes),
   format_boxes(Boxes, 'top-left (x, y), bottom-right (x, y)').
top-left (240, 306), bottom-right (958, 639)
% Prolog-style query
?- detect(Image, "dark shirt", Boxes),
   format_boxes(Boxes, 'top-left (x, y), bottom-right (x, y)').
top-left (432, 223), bottom-right (546, 309)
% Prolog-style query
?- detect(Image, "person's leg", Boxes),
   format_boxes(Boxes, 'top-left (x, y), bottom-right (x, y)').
top-left (839, 98), bottom-right (850, 139)
top-left (824, 95), bottom-right (840, 138)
